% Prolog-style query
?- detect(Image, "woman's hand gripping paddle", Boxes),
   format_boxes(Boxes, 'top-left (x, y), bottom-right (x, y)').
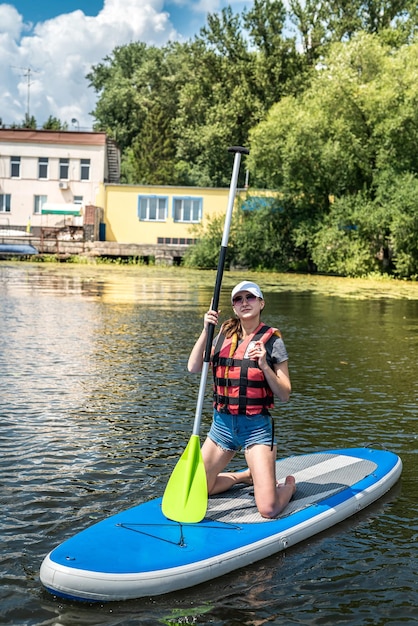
top-left (162, 146), bottom-right (249, 523)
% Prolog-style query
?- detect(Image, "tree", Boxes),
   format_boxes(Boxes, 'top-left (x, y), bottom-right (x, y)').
top-left (88, 3), bottom-right (305, 187)
top-left (183, 212), bottom-right (227, 269)
top-left (289, 0), bottom-right (417, 63)
top-left (184, 195), bottom-right (302, 272)
top-left (309, 192), bottom-right (383, 276)
top-left (231, 198), bottom-right (295, 271)
top-left (42, 116), bottom-right (68, 130)
top-left (11, 114), bottom-right (37, 129)
top-left (373, 171), bottom-right (418, 278)
top-left (248, 33), bottom-right (418, 276)
top-left (87, 43), bottom-right (160, 151)
top-left (174, 9), bottom-right (260, 186)
top-left (309, 170), bottom-right (418, 277)
top-left (243, 0), bottom-right (305, 104)
top-left (88, 41), bottom-right (191, 183)
top-left (123, 100), bottom-right (177, 184)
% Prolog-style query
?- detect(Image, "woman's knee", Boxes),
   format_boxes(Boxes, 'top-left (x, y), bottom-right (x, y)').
top-left (255, 496), bottom-right (277, 519)
top-left (258, 505), bottom-right (276, 519)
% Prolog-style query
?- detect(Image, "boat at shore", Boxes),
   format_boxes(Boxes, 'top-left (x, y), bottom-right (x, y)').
top-left (0, 242), bottom-right (38, 256)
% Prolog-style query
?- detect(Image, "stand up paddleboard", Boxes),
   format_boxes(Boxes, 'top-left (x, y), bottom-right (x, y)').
top-left (40, 447), bottom-right (402, 602)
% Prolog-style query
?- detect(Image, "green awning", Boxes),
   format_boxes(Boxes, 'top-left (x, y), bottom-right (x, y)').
top-left (42, 203), bottom-right (81, 216)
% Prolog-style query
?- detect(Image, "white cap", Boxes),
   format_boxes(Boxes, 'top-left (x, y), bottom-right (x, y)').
top-left (231, 281), bottom-right (264, 302)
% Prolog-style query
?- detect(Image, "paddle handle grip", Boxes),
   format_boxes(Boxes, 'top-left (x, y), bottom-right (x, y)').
top-left (203, 146), bottom-right (249, 363)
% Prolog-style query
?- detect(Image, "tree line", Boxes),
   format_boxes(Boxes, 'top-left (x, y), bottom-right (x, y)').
top-left (2, 115), bottom-right (69, 130)
top-left (10, 1), bottom-right (418, 278)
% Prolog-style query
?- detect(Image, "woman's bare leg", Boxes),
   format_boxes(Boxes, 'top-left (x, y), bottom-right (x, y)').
top-left (201, 437), bottom-right (252, 494)
top-left (245, 444), bottom-right (296, 518)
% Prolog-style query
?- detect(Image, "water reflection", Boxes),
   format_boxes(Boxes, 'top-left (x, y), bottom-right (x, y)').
top-left (1, 262), bottom-right (417, 626)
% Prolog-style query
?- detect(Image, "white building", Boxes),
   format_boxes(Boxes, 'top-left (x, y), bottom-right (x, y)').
top-left (0, 129), bottom-right (119, 234)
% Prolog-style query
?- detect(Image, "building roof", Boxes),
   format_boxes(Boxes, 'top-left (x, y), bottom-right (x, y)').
top-left (0, 129), bottom-right (107, 146)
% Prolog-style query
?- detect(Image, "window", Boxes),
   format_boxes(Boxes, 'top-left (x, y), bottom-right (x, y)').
top-left (59, 158), bottom-right (69, 179)
top-left (80, 159), bottom-right (90, 181)
top-left (0, 194), bottom-right (11, 212)
top-left (73, 196), bottom-right (83, 205)
top-left (173, 197), bottom-right (202, 223)
top-left (10, 156), bottom-right (21, 178)
top-left (34, 195), bottom-right (47, 215)
top-left (38, 157), bottom-right (49, 179)
top-left (138, 195), bottom-right (167, 221)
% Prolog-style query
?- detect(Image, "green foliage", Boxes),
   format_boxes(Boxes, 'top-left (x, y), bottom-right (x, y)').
top-left (231, 199), bottom-right (294, 271)
top-left (173, 11), bottom-right (260, 186)
top-left (249, 33), bottom-right (395, 194)
top-left (88, 2), bottom-right (303, 187)
top-left (184, 197), bottom-right (299, 272)
top-left (310, 194), bottom-right (382, 276)
top-left (183, 214), bottom-right (226, 269)
top-left (10, 114), bottom-right (37, 129)
top-left (87, 43), bottom-right (161, 151)
top-left (42, 116), bottom-right (69, 130)
top-left (305, 171), bottom-right (418, 277)
top-left (243, 0), bottom-right (304, 106)
top-left (87, 1), bottom-right (418, 187)
top-left (248, 32), bottom-right (418, 277)
top-left (373, 171), bottom-right (418, 278)
top-left (85, 1), bottom-right (418, 278)
top-left (122, 100), bottom-right (177, 184)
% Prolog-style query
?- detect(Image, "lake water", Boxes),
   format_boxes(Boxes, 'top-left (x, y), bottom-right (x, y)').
top-left (1, 263), bottom-right (417, 626)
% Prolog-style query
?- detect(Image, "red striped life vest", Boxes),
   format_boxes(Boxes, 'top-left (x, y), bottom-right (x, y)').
top-left (212, 323), bottom-right (281, 416)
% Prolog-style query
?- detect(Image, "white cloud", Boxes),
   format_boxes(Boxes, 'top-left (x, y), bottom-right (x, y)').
top-left (0, 0), bottom-right (179, 128)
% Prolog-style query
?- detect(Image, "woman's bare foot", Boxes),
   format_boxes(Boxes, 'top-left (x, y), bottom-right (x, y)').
top-left (276, 475), bottom-right (296, 497)
top-left (237, 468), bottom-right (253, 486)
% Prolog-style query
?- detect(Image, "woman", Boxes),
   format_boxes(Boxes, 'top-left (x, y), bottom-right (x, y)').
top-left (188, 280), bottom-right (296, 519)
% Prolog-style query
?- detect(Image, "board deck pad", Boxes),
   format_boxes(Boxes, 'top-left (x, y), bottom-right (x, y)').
top-left (206, 453), bottom-right (378, 524)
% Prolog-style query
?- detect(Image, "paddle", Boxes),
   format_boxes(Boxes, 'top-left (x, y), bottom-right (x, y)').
top-left (162, 146), bottom-right (249, 523)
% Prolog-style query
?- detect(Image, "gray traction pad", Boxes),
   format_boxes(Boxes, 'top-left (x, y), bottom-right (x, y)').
top-left (206, 453), bottom-right (377, 524)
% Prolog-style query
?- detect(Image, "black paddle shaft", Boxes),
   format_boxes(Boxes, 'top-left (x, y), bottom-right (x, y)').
top-left (203, 146), bottom-right (249, 364)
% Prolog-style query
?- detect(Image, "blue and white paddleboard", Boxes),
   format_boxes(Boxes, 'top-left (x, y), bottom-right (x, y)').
top-left (40, 447), bottom-right (402, 602)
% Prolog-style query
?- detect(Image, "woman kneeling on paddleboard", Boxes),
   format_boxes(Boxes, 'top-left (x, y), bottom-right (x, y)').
top-left (188, 280), bottom-right (296, 519)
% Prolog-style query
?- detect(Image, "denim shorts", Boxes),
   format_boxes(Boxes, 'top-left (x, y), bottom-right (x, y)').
top-left (208, 409), bottom-right (275, 452)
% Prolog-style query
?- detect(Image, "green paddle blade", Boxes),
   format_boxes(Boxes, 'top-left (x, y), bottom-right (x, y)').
top-left (162, 435), bottom-right (208, 523)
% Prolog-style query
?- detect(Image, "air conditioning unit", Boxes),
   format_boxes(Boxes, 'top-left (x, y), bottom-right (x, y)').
top-left (59, 182), bottom-right (69, 190)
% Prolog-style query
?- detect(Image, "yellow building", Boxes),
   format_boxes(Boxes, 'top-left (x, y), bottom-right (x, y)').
top-left (101, 183), bottom-right (246, 245)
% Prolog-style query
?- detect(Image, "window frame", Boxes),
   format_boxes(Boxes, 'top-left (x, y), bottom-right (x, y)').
top-left (59, 158), bottom-right (70, 180)
top-left (172, 196), bottom-right (202, 223)
top-left (10, 156), bottom-right (21, 178)
top-left (80, 159), bottom-right (90, 181)
top-left (38, 157), bottom-right (49, 179)
top-left (0, 194), bottom-right (11, 213)
top-left (137, 195), bottom-right (168, 222)
top-left (34, 195), bottom-right (47, 215)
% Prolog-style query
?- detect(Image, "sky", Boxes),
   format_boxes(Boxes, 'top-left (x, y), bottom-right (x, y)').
top-left (0, 0), bottom-right (252, 129)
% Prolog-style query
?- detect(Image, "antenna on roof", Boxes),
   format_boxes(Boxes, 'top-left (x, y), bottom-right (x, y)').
top-left (11, 66), bottom-right (40, 119)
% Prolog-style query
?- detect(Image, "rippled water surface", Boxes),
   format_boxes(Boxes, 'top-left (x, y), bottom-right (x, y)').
top-left (1, 263), bottom-right (417, 625)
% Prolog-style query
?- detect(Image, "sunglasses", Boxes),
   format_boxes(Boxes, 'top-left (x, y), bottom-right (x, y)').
top-left (232, 293), bottom-right (259, 306)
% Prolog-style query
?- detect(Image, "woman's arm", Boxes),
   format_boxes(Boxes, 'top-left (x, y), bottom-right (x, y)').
top-left (263, 360), bottom-right (292, 403)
